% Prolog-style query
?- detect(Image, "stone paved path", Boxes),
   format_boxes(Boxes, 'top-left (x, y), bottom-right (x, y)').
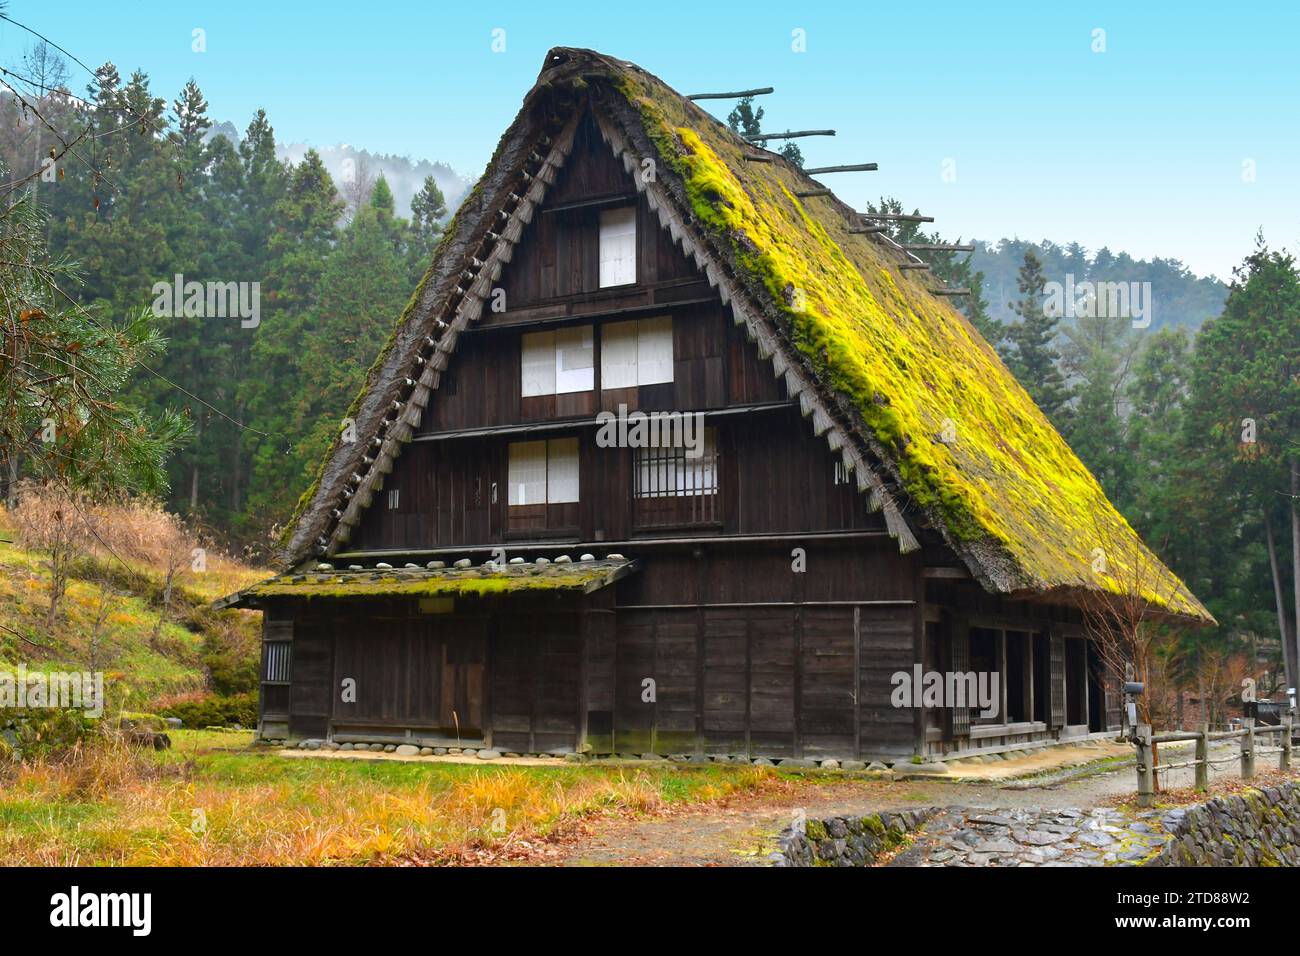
top-left (888, 805), bottom-right (1185, 867)
top-left (551, 740), bottom-right (1259, 866)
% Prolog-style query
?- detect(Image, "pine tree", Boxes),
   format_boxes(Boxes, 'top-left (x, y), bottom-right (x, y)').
top-left (410, 174), bottom-right (447, 262)
top-left (243, 150), bottom-right (344, 531)
top-left (1001, 251), bottom-right (1070, 422)
top-left (0, 187), bottom-right (188, 501)
top-left (726, 97), bottom-right (764, 139)
top-left (1183, 237), bottom-right (1300, 693)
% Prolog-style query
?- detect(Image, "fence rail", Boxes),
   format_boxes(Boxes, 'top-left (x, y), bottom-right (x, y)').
top-left (1133, 719), bottom-right (1293, 808)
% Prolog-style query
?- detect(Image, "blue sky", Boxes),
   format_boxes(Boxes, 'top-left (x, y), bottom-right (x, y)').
top-left (2, 0), bottom-right (1297, 279)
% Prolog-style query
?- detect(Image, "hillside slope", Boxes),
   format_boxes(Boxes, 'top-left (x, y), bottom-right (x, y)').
top-left (0, 508), bottom-right (267, 713)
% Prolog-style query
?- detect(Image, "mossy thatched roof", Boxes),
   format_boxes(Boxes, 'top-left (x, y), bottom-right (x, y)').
top-left (217, 558), bottom-right (639, 608)
top-left (276, 47), bottom-right (1211, 625)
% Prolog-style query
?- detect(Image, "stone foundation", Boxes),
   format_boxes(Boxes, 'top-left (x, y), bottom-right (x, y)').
top-left (772, 809), bottom-right (936, 867)
top-left (1145, 782), bottom-right (1300, 866)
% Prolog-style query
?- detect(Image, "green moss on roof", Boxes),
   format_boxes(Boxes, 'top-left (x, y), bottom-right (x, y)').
top-left (241, 559), bottom-right (634, 601)
top-left (278, 48), bottom-right (1210, 624)
top-left (610, 61), bottom-right (1209, 621)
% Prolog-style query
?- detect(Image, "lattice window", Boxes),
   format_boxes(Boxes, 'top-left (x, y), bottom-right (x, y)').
top-left (634, 429), bottom-right (718, 499)
top-left (262, 641), bottom-right (291, 683)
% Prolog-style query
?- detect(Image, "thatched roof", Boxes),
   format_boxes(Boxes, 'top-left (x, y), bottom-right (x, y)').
top-left (216, 556), bottom-right (639, 610)
top-left (275, 47), bottom-right (1212, 625)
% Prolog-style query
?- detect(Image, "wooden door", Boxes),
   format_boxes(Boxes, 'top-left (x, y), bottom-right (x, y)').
top-left (438, 619), bottom-right (485, 733)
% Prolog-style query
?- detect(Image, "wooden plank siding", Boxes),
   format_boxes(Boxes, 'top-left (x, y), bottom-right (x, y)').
top-left (354, 407), bottom-right (882, 552)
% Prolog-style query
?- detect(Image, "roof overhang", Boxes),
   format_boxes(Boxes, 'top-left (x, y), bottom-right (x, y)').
top-left (214, 557), bottom-right (640, 611)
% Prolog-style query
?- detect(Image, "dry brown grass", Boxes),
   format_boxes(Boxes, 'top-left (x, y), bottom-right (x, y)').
top-left (0, 732), bottom-right (787, 866)
top-left (3, 488), bottom-right (267, 602)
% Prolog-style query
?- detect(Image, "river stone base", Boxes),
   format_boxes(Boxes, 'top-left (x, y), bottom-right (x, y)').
top-left (280, 741), bottom-right (904, 771)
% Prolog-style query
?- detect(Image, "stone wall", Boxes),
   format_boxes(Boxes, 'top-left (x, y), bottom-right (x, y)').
top-left (772, 809), bottom-right (936, 867)
top-left (1145, 782), bottom-right (1300, 866)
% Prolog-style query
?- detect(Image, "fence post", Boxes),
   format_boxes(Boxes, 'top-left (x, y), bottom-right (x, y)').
top-left (1195, 723), bottom-right (1209, 792)
top-left (1135, 724), bottom-right (1154, 808)
top-left (1241, 720), bottom-right (1255, 779)
top-left (1283, 717), bottom-right (1293, 771)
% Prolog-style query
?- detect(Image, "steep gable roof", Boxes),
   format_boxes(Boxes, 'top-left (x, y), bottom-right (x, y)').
top-left (278, 47), bottom-right (1212, 625)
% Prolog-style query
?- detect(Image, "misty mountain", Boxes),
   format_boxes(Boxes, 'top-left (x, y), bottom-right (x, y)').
top-left (206, 123), bottom-right (474, 219)
top-left (276, 143), bottom-right (474, 219)
top-left (969, 238), bottom-right (1228, 331)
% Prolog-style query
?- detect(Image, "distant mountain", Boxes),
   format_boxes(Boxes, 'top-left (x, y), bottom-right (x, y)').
top-left (276, 143), bottom-right (474, 219)
top-left (969, 238), bottom-right (1228, 331)
top-left (205, 124), bottom-right (474, 219)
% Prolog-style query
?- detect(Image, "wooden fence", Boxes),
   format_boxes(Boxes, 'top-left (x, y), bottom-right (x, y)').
top-left (1133, 719), bottom-right (1293, 808)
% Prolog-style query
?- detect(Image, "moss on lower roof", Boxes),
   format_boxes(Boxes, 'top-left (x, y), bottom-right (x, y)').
top-left (225, 558), bottom-right (637, 604)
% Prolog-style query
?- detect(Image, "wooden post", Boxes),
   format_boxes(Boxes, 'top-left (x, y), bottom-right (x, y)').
top-left (1241, 720), bottom-right (1255, 779)
top-left (1195, 724), bottom-right (1209, 791)
top-left (1135, 724), bottom-right (1154, 808)
top-left (1283, 717), bottom-right (1292, 771)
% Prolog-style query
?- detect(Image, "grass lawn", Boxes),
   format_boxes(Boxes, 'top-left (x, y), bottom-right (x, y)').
top-left (0, 730), bottom-right (795, 865)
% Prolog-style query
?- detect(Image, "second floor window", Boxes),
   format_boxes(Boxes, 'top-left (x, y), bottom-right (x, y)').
top-left (508, 437), bottom-right (580, 506)
top-left (598, 206), bottom-right (637, 287)
top-left (521, 326), bottom-right (594, 396)
top-left (634, 428), bottom-right (718, 499)
top-left (601, 316), bottom-right (674, 388)
top-left (632, 428), bottom-right (719, 528)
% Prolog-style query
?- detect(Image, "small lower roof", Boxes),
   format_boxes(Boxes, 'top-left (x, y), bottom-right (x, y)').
top-left (214, 556), bottom-right (639, 610)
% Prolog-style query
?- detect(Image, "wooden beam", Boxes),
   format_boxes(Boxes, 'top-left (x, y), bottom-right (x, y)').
top-left (541, 191), bottom-right (637, 215)
top-left (930, 288), bottom-right (972, 296)
top-left (803, 163), bottom-right (878, 174)
top-left (899, 262), bottom-right (931, 271)
top-left (686, 87), bottom-right (774, 101)
top-left (923, 566), bottom-right (971, 579)
top-left (410, 400), bottom-right (791, 443)
top-left (905, 242), bottom-right (975, 252)
top-left (861, 212), bottom-right (934, 223)
top-left (742, 153), bottom-right (774, 163)
top-left (848, 225), bottom-right (887, 234)
top-left (332, 529), bottom-right (895, 560)
top-left (794, 187), bottom-right (833, 198)
top-left (745, 129), bottom-right (836, 142)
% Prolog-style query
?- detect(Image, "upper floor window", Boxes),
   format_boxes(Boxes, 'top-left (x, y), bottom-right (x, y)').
top-left (632, 427), bottom-right (719, 528)
top-left (601, 316), bottom-right (674, 389)
top-left (598, 207), bottom-right (637, 288)
top-left (634, 428), bottom-right (718, 499)
top-left (521, 326), bottom-right (594, 396)
top-left (507, 437), bottom-right (580, 506)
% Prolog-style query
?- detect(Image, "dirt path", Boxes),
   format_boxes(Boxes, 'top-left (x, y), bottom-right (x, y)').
top-left (549, 740), bottom-right (1262, 866)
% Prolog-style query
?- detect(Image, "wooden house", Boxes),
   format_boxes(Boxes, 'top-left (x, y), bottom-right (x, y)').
top-left (219, 49), bottom-right (1213, 763)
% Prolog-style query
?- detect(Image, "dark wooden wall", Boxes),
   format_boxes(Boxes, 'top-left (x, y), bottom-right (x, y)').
top-left (358, 408), bottom-right (882, 551)
top-left (418, 301), bottom-right (782, 436)
top-left (600, 542), bottom-right (918, 758)
top-left (489, 611), bottom-right (581, 754)
top-left (491, 112), bottom-right (696, 310)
